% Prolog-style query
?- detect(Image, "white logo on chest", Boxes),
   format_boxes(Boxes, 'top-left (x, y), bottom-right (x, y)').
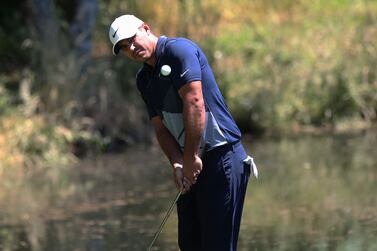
top-left (180, 69), bottom-right (190, 78)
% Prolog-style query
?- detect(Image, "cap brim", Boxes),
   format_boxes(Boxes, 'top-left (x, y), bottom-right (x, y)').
top-left (112, 42), bottom-right (121, 55)
top-left (111, 28), bottom-right (139, 55)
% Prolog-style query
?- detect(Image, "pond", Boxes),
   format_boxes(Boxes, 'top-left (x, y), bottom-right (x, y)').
top-left (0, 131), bottom-right (376, 251)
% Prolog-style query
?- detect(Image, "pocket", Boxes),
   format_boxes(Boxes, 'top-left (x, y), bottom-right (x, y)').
top-left (220, 149), bottom-right (232, 185)
top-left (218, 149), bottom-right (232, 205)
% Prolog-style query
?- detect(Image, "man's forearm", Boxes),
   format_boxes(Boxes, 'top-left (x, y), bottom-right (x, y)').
top-left (180, 81), bottom-right (205, 159)
top-left (182, 95), bottom-right (205, 158)
top-left (154, 122), bottom-right (183, 167)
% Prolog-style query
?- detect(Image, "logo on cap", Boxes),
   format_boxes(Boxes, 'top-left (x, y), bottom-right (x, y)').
top-left (112, 28), bottom-right (119, 38)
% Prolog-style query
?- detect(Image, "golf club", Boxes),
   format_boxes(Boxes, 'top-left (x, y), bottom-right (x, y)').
top-left (146, 190), bottom-right (182, 251)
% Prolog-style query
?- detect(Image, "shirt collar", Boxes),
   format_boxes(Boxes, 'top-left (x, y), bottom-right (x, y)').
top-left (155, 35), bottom-right (168, 60)
top-left (143, 36), bottom-right (167, 72)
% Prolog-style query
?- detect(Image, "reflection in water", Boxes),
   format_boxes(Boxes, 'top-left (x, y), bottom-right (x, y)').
top-left (0, 132), bottom-right (376, 250)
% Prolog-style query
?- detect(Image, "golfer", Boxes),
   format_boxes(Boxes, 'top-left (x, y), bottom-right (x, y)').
top-left (109, 14), bottom-right (257, 251)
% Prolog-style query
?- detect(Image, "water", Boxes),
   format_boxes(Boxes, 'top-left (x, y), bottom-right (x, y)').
top-left (0, 132), bottom-right (376, 251)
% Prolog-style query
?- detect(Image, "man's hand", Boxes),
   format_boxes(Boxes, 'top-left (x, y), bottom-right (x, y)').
top-left (173, 163), bottom-right (191, 194)
top-left (183, 155), bottom-right (203, 184)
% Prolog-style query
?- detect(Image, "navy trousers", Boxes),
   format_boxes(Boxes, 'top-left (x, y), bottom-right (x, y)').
top-left (177, 141), bottom-right (251, 251)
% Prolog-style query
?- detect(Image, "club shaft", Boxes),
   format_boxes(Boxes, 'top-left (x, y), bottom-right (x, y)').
top-left (147, 191), bottom-right (181, 251)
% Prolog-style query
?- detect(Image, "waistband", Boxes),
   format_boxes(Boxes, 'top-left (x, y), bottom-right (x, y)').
top-left (203, 140), bottom-right (241, 158)
top-left (203, 140), bottom-right (259, 179)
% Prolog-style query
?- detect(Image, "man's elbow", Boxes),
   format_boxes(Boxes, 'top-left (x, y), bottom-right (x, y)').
top-left (189, 96), bottom-right (204, 110)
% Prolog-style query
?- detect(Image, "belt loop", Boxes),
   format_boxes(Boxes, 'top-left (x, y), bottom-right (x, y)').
top-left (231, 142), bottom-right (235, 153)
top-left (230, 141), bottom-right (238, 153)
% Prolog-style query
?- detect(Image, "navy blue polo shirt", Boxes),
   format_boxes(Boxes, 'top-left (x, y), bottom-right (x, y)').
top-left (136, 36), bottom-right (241, 153)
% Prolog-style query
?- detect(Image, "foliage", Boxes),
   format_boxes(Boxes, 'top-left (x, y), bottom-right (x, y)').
top-left (99, 0), bottom-right (377, 133)
top-left (0, 0), bottom-right (376, 157)
top-left (211, 0), bottom-right (377, 132)
top-left (0, 113), bottom-right (73, 171)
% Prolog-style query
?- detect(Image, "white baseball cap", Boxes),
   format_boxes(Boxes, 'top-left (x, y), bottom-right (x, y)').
top-left (109, 15), bottom-right (144, 55)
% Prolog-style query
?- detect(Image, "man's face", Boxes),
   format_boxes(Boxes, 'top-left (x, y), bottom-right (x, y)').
top-left (118, 25), bottom-right (155, 64)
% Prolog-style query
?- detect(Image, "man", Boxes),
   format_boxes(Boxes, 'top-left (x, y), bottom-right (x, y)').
top-left (108, 14), bottom-right (257, 251)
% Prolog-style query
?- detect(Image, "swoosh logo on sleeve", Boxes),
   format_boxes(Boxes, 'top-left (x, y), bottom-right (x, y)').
top-left (112, 28), bottom-right (119, 38)
top-left (180, 69), bottom-right (190, 78)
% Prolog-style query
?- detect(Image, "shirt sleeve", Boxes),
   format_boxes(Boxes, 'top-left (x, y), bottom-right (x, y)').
top-left (166, 40), bottom-right (202, 90)
top-left (136, 70), bottom-right (159, 119)
top-left (144, 103), bottom-right (158, 119)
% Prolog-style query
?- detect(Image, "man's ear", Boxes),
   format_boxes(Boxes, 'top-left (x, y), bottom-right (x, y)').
top-left (141, 23), bottom-right (151, 34)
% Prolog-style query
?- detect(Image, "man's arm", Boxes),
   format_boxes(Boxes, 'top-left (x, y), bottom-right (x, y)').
top-left (151, 116), bottom-right (188, 192)
top-left (151, 116), bottom-right (183, 166)
top-left (178, 80), bottom-right (205, 184)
